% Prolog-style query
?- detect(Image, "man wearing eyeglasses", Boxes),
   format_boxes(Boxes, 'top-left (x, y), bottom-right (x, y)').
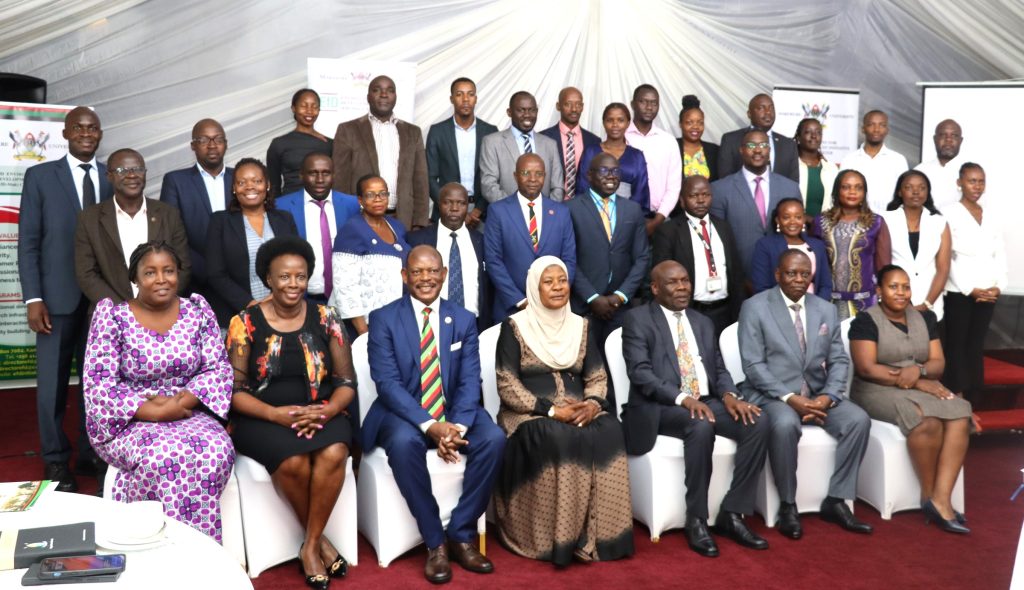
top-left (18, 106), bottom-right (114, 492)
top-left (75, 148), bottom-right (191, 312)
top-left (710, 129), bottom-right (802, 278)
top-left (160, 119), bottom-right (233, 316)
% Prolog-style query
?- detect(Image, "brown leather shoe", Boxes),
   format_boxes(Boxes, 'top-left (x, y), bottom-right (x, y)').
top-left (448, 541), bottom-right (494, 574)
top-left (425, 544), bottom-right (452, 584)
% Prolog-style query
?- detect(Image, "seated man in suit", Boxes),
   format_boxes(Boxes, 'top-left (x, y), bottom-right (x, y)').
top-left (652, 175), bottom-right (744, 337)
top-left (19, 106), bottom-right (113, 491)
top-left (711, 129), bottom-right (802, 276)
top-left (484, 154), bottom-right (576, 323)
top-left (738, 249), bottom-right (872, 538)
top-left (568, 153), bottom-right (648, 347)
top-left (625, 84), bottom-right (682, 235)
top-left (425, 77), bottom-right (498, 228)
top-left (75, 149), bottom-right (191, 309)
top-left (718, 94), bottom-right (800, 182)
top-left (160, 118), bottom-right (232, 313)
top-left (539, 86), bottom-right (600, 197)
top-left (275, 152), bottom-right (360, 305)
top-left (332, 75), bottom-right (430, 230)
top-left (407, 183), bottom-right (491, 329)
top-left (479, 91), bottom-right (564, 204)
top-left (366, 245), bottom-right (505, 584)
top-left (622, 261), bottom-right (770, 557)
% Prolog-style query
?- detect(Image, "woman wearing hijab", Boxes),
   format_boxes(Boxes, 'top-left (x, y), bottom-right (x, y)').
top-left (493, 256), bottom-right (634, 566)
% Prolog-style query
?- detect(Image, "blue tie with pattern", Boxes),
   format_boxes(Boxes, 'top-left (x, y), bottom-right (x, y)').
top-left (447, 231), bottom-right (465, 308)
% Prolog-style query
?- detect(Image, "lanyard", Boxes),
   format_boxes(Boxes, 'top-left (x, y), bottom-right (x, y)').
top-left (687, 217), bottom-right (718, 276)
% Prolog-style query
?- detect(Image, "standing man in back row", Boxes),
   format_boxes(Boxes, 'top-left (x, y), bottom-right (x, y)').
top-left (626, 84), bottom-right (682, 235)
top-left (480, 91), bottom-right (564, 204)
top-left (839, 110), bottom-right (909, 212)
top-left (540, 86), bottom-right (601, 198)
top-left (915, 119), bottom-right (965, 212)
top-left (718, 93), bottom-right (799, 183)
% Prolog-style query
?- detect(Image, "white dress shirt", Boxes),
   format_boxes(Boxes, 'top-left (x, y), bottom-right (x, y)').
top-left (437, 223), bottom-right (479, 316)
top-left (684, 212), bottom-right (728, 302)
top-left (516, 193), bottom-right (543, 240)
top-left (369, 114), bottom-right (401, 210)
top-left (838, 144), bottom-right (909, 213)
top-left (453, 116), bottom-right (477, 195)
top-left (659, 305), bottom-right (710, 404)
top-left (196, 163), bottom-right (226, 213)
top-left (779, 289), bottom-right (807, 403)
top-left (114, 198), bottom-right (149, 298)
top-left (915, 155), bottom-right (965, 213)
top-left (945, 201), bottom-right (1007, 295)
top-left (303, 191), bottom-right (338, 296)
top-left (67, 153), bottom-right (100, 209)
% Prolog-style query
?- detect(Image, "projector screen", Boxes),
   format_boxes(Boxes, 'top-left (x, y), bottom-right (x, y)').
top-left (920, 83), bottom-right (1024, 295)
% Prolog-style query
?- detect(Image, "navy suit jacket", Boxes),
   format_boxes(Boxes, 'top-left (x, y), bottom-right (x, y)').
top-left (717, 128), bottom-right (799, 182)
top-left (159, 165), bottom-right (234, 285)
top-left (364, 296), bottom-right (481, 449)
top-left (18, 156), bottom-right (113, 314)
top-left (567, 194), bottom-right (649, 314)
top-left (406, 223), bottom-right (492, 329)
top-left (750, 233), bottom-right (833, 301)
top-left (425, 117), bottom-right (499, 219)
top-left (620, 302), bottom-right (737, 455)
top-left (483, 195), bottom-right (576, 322)
top-left (539, 124), bottom-right (601, 178)
top-left (274, 190), bottom-right (360, 240)
top-left (710, 170), bottom-right (802, 272)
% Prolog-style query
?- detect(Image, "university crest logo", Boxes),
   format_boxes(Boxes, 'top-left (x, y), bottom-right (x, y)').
top-left (9, 130), bottom-right (49, 161)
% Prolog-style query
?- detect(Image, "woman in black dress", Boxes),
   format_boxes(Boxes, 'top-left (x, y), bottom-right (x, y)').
top-left (228, 236), bottom-right (355, 589)
top-left (267, 88), bottom-right (334, 198)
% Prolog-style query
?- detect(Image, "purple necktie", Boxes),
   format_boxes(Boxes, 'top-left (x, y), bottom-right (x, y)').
top-left (314, 199), bottom-right (333, 299)
top-left (754, 177), bottom-right (767, 227)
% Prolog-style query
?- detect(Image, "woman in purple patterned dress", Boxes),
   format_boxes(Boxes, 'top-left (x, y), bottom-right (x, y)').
top-left (82, 241), bottom-right (234, 543)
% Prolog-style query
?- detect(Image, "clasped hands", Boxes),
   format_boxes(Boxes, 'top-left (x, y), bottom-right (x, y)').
top-left (786, 394), bottom-right (832, 425)
top-left (588, 295), bottom-right (622, 321)
top-left (550, 400), bottom-right (601, 428)
top-left (136, 390), bottom-right (199, 422)
top-left (427, 422), bottom-right (468, 464)
top-left (887, 366), bottom-right (954, 400)
top-left (277, 401), bottom-right (341, 439)
top-left (969, 287), bottom-right (1000, 304)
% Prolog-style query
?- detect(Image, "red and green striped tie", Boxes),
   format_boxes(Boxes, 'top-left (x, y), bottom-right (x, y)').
top-left (419, 307), bottom-right (446, 421)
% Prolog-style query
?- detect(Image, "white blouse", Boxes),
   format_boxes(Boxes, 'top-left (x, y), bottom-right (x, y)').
top-left (945, 201), bottom-right (1007, 295)
top-left (882, 207), bottom-right (948, 320)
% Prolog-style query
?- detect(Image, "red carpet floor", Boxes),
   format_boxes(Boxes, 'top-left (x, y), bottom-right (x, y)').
top-left (1, 388), bottom-right (1022, 589)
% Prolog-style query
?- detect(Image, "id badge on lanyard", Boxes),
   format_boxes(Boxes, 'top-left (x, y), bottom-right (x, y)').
top-left (688, 218), bottom-right (722, 291)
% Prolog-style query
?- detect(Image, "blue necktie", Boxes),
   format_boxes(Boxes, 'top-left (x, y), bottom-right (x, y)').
top-left (447, 231), bottom-right (465, 308)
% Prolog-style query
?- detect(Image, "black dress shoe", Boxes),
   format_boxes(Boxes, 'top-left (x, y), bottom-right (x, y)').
top-left (922, 499), bottom-right (970, 535)
top-left (714, 510), bottom-right (769, 550)
top-left (44, 462), bottom-right (77, 493)
top-left (820, 498), bottom-right (873, 534)
top-left (777, 503), bottom-right (802, 539)
top-left (73, 456), bottom-right (107, 478)
top-left (425, 544), bottom-right (452, 584)
top-left (684, 515), bottom-right (719, 558)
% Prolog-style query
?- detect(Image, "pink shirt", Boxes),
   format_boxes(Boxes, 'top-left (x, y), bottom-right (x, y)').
top-left (625, 122), bottom-right (682, 218)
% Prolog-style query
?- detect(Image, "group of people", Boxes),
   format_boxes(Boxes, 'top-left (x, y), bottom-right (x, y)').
top-left (17, 75), bottom-right (1003, 587)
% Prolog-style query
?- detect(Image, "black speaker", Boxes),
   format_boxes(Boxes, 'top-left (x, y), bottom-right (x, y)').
top-left (0, 73), bottom-right (47, 103)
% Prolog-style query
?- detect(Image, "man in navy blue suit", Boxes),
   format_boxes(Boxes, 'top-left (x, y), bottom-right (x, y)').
top-left (406, 183), bottom-right (491, 330)
top-left (539, 87), bottom-right (601, 197)
top-left (159, 119), bottom-right (233, 311)
top-left (483, 153), bottom-right (576, 323)
top-left (366, 245), bottom-right (504, 584)
top-left (18, 106), bottom-right (113, 491)
top-left (274, 152), bottom-right (360, 305)
top-left (567, 153), bottom-right (649, 345)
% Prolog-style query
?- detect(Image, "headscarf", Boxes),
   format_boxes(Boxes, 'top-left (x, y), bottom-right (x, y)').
top-left (509, 256), bottom-right (584, 370)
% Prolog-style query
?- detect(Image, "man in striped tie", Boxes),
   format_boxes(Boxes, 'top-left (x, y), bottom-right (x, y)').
top-left (366, 245), bottom-right (505, 584)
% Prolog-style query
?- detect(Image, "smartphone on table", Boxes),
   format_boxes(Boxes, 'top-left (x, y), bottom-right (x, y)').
top-left (38, 554), bottom-right (127, 578)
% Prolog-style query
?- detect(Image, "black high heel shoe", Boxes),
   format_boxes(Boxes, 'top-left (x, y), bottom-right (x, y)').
top-left (299, 544), bottom-right (331, 589)
top-left (922, 499), bottom-right (970, 535)
top-left (954, 510), bottom-right (967, 525)
top-left (326, 553), bottom-right (348, 579)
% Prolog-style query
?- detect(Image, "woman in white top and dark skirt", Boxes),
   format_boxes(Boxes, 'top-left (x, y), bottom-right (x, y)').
top-left (943, 163), bottom-right (1006, 399)
top-left (882, 170), bottom-right (951, 321)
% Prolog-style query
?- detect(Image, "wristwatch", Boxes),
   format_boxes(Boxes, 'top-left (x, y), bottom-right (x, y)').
top-left (724, 391), bottom-right (743, 401)
top-left (918, 364), bottom-right (928, 378)
top-left (547, 406), bottom-right (556, 418)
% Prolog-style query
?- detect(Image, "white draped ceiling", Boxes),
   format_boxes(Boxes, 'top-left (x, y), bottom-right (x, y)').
top-left (1, 0), bottom-right (1022, 195)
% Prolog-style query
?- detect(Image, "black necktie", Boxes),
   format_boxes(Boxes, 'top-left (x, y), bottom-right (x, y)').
top-left (80, 163), bottom-right (96, 209)
top-left (447, 232), bottom-right (464, 308)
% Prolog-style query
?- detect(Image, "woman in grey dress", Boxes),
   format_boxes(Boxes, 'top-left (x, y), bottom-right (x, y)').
top-left (849, 264), bottom-right (971, 534)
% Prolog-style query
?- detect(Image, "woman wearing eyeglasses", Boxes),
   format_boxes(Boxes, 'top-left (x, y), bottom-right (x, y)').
top-left (575, 103), bottom-right (650, 212)
top-left (206, 158), bottom-right (299, 326)
top-left (329, 174), bottom-right (410, 335)
top-left (267, 89), bottom-right (334, 199)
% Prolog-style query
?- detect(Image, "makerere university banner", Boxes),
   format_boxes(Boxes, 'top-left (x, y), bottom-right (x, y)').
top-left (772, 85), bottom-right (860, 162)
top-left (0, 102), bottom-right (74, 382)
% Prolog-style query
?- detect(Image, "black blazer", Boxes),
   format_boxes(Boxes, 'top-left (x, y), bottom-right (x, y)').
top-left (205, 209), bottom-right (298, 326)
top-left (717, 127), bottom-right (799, 183)
top-left (620, 301), bottom-right (737, 455)
top-left (405, 223), bottom-right (492, 330)
top-left (676, 138), bottom-right (720, 182)
top-left (539, 124), bottom-right (601, 178)
top-left (650, 214), bottom-right (744, 324)
top-left (425, 117), bottom-right (499, 219)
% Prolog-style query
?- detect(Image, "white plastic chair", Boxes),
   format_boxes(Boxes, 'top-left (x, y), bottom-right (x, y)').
top-left (234, 453), bottom-right (359, 577)
top-left (479, 324), bottom-right (502, 422)
top-left (605, 328), bottom-right (737, 541)
top-left (351, 333), bottom-right (486, 567)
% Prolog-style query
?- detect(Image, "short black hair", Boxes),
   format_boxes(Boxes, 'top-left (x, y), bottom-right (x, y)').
top-left (603, 102), bottom-right (631, 121)
top-left (875, 264), bottom-right (906, 286)
top-left (632, 84), bottom-right (658, 101)
top-left (291, 88), bottom-right (320, 107)
top-left (959, 161), bottom-right (983, 177)
top-left (508, 90), bottom-right (534, 108)
top-left (771, 197), bottom-right (805, 230)
top-left (255, 235), bottom-right (316, 289)
top-left (862, 109), bottom-right (887, 124)
top-left (679, 94), bottom-right (702, 119)
top-left (107, 148), bottom-right (143, 168)
top-left (450, 77), bottom-right (475, 94)
top-left (228, 158), bottom-right (275, 212)
top-left (355, 173), bottom-right (385, 196)
top-left (128, 241), bottom-right (183, 285)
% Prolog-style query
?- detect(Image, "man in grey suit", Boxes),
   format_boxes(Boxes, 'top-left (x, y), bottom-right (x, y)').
top-left (18, 106), bottom-right (113, 491)
top-left (479, 91), bottom-right (564, 204)
top-left (717, 94), bottom-right (800, 182)
top-left (738, 250), bottom-right (872, 539)
top-left (710, 129), bottom-right (802, 274)
top-left (425, 77), bottom-right (498, 227)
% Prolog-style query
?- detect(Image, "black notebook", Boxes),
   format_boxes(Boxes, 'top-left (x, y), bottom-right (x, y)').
top-left (0, 522), bottom-right (95, 570)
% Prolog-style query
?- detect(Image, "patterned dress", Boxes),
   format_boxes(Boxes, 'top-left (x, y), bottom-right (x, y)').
top-left (494, 319), bottom-right (634, 565)
top-left (814, 213), bottom-right (886, 320)
top-left (82, 295), bottom-right (234, 543)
